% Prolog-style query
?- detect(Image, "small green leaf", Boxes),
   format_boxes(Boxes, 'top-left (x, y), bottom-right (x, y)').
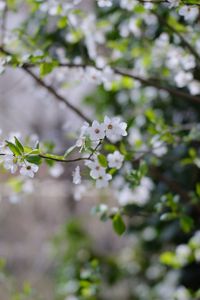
top-left (98, 154), bottom-right (107, 168)
top-left (64, 145), bottom-right (76, 158)
top-left (112, 214), bottom-right (126, 236)
top-left (160, 251), bottom-right (180, 268)
top-left (57, 16), bottom-right (68, 28)
top-left (26, 155), bottom-right (42, 165)
top-left (180, 215), bottom-right (194, 233)
top-left (6, 141), bottom-right (21, 156)
top-left (14, 137), bottom-right (24, 154)
top-left (39, 62), bottom-right (58, 77)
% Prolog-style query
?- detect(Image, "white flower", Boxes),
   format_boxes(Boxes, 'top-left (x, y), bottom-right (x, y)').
top-left (107, 151), bottom-right (124, 169)
top-left (85, 66), bottom-right (102, 84)
top-left (176, 244), bottom-right (191, 265)
top-left (3, 155), bottom-right (18, 174)
top-left (167, 0), bottom-right (180, 8)
top-left (72, 166), bottom-right (81, 184)
top-left (0, 1), bottom-right (6, 11)
top-left (128, 128), bottom-right (142, 146)
top-left (118, 177), bottom-right (153, 206)
top-left (104, 116), bottom-right (127, 142)
top-left (88, 120), bottom-right (105, 141)
top-left (174, 286), bottom-right (191, 300)
top-left (179, 6), bottom-right (199, 22)
top-left (76, 122), bottom-right (90, 149)
top-left (120, 0), bottom-right (137, 10)
top-left (96, 173), bottom-right (112, 188)
top-left (194, 249), bottom-right (200, 262)
top-left (49, 164), bottom-right (64, 178)
top-left (73, 184), bottom-right (86, 201)
top-left (97, 0), bottom-right (112, 7)
top-left (20, 162), bottom-right (39, 178)
top-left (188, 80), bottom-right (200, 95)
top-left (181, 55), bottom-right (196, 71)
top-left (152, 140), bottom-right (167, 157)
top-left (174, 71), bottom-right (193, 88)
top-left (86, 159), bottom-right (106, 179)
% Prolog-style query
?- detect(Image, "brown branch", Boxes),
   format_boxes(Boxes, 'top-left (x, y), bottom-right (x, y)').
top-left (138, 0), bottom-right (200, 5)
top-left (12, 61), bottom-right (200, 105)
top-left (24, 68), bottom-right (91, 123)
top-left (150, 166), bottom-right (191, 202)
top-left (154, 13), bottom-right (200, 64)
top-left (39, 154), bottom-right (91, 163)
top-left (113, 68), bottom-right (200, 104)
top-left (1, 46), bottom-right (200, 105)
top-left (0, 46), bottom-right (91, 123)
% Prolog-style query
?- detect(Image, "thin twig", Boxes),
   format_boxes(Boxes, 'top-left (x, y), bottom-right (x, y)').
top-left (0, 46), bottom-right (91, 123)
top-left (154, 12), bottom-right (200, 64)
top-left (7, 59), bottom-right (200, 105)
top-left (39, 154), bottom-right (91, 163)
top-left (1, 46), bottom-right (200, 107)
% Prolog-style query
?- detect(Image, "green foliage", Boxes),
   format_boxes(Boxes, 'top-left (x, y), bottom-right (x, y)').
top-left (112, 213), bottom-right (126, 236)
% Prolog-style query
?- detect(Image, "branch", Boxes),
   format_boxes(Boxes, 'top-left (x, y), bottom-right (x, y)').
top-left (12, 61), bottom-right (200, 105)
top-left (39, 154), bottom-right (91, 163)
top-left (113, 68), bottom-right (200, 104)
top-left (138, 0), bottom-right (200, 5)
top-left (0, 46), bottom-right (91, 124)
top-left (154, 13), bottom-right (200, 65)
top-left (1, 46), bottom-right (200, 105)
top-left (150, 166), bottom-right (191, 202)
top-left (24, 68), bottom-right (91, 123)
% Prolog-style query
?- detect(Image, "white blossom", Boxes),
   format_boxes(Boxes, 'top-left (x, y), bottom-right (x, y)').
top-left (76, 122), bottom-right (90, 149)
top-left (97, 0), bottom-right (112, 7)
top-left (20, 162), bottom-right (39, 178)
top-left (86, 159), bottom-right (106, 179)
top-left (88, 120), bottom-right (105, 141)
top-left (173, 286), bottom-right (191, 300)
top-left (3, 155), bottom-right (18, 174)
top-left (72, 166), bottom-right (81, 184)
top-left (107, 151), bottom-right (124, 169)
top-left (167, 0), bottom-right (180, 8)
top-left (174, 71), bottom-right (193, 88)
top-left (50, 164), bottom-right (64, 178)
top-left (179, 6), bottom-right (199, 22)
top-left (0, 1), bottom-right (6, 11)
top-left (176, 244), bottom-right (191, 265)
top-left (188, 80), bottom-right (200, 95)
top-left (96, 172), bottom-right (112, 188)
top-left (120, 0), bottom-right (137, 10)
top-left (104, 116), bottom-right (127, 142)
top-left (118, 177), bottom-right (153, 206)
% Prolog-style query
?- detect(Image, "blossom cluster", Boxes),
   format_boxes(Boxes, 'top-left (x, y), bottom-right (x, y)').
top-left (73, 116), bottom-right (127, 188)
top-left (0, 133), bottom-right (39, 178)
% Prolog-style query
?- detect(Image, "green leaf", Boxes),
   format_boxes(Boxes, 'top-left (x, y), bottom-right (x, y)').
top-left (6, 141), bottom-right (21, 156)
top-left (196, 183), bottom-right (200, 197)
top-left (160, 212), bottom-right (177, 221)
top-left (39, 62), bottom-right (58, 77)
top-left (64, 145), bottom-right (77, 158)
top-left (160, 252), bottom-right (180, 268)
top-left (180, 216), bottom-right (194, 233)
top-left (26, 155), bottom-right (42, 165)
top-left (104, 144), bottom-right (116, 152)
top-left (14, 137), bottom-right (24, 154)
top-left (112, 214), bottom-right (126, 236)
top-left (119, 142), bottom-right (127, 155)
top-left (57, 16), bottom-right (68, 28)
top-left (97, 154), bottom-right (107, 168)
